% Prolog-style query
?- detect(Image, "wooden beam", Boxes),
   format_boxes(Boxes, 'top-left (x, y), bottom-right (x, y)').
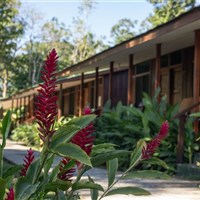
top-left (176, 115), bottom-right (186, 163)
top-left (193, 30), bottom-right (200, 105)
top-left (95, 67), bottom-right (99, 110)
top-left (109, 61), bottom-right (114, 104)
top-left (193, 30), bottom-right (200, 134)
top-left (127, 54), bottom-right (134, 105)
top-left (79, 73), bottom-right (84, 116)
top-left (23, 96), bottom-right (26, 121)
top-left (58, 83), bottom-right (63, 118)
top-left (154, 43), bottom-right (161, 91)
top-left (28, 95), bottom-right (31, 118)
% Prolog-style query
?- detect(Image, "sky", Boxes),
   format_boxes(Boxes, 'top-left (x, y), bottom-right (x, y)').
top-left (20, 0), bottom-right (154, 40)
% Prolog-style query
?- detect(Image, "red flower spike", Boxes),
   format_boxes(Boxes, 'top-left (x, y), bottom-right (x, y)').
top-left (5, 187), bottom-right (14, 200)
top-left (71, 107), bottom-right (95, 156)
top-left (35, 49), bottom-right (58, 142)
top-left (142, 121), bottom-right (169, 160)
top-left (20, 148), bottom-right (35, 176)
top-left (58, 158), bottom-right (76, 181)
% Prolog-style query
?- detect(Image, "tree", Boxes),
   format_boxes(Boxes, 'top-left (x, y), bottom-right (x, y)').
top-left (70, 0), bottom-right (106, 64)
top-left (0, 0), bottom-right (24, 98)
top-left (141, 0), bottom-right (196, 31)
top-left (110, 18), bottom-right (137, 45)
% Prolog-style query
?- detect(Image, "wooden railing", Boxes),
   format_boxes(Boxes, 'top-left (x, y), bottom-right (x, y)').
top-left (172, 101), bottom-right (200, 163)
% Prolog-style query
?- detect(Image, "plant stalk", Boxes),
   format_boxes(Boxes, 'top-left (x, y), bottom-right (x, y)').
top-left (0, 147), bottom-right (3, 177)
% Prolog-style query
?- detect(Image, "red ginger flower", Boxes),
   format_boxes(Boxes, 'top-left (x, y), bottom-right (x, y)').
top-left (20, 148), bottom-right (35, 176)
top-left (5, 187), bottom-right (14, 200)
top-left (142, 121), bottom-right (169, 160)
top-left (58, 107), bottom-right (95, 179)
top-left (71, 107), bottom-right (95, 155)
top-left (58, 158), bottom-right (76, 181)
top-left (35, 49), bottom-right (58, 142)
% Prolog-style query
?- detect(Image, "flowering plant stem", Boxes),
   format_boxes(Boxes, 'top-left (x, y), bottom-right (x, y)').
top-left (0, 148), bottom-right (3, 177)
top-left (99, 165), bottom-right (135, 199)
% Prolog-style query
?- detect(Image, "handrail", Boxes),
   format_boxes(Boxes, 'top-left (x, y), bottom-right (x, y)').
top-left (172, 100), bottom-right (200, 120)
top-left (174, 100), bottom-right (200, 164)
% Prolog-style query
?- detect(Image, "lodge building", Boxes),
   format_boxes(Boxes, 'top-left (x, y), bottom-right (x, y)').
top-left (1, 6), bottom-right (200, 125)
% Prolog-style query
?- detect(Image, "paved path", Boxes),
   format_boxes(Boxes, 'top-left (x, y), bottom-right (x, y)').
top-left (2, 139), bottom-right (200, 200)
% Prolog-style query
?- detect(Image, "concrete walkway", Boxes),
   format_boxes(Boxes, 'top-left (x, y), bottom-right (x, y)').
top-left (2, 139), bottom-right (200, 200)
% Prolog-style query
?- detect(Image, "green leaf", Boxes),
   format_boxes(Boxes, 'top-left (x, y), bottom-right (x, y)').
top-left (72, 180), bottom-right (104, 191)
top-left (1, 110), bottom-right (12, 148)
top-left (15, 177), bottom-right (39, 200)
top-left (91, 143), bottom-right (117, 155)
top-left (26, 158), bottom-right (40, 184)
top-left (0, 177), bottom-right (6, 200)
top-left (130, 140), bottom-right (146, 168)
top-left (50, 124), bottom-right (80, 149)
top-left (141, 157), bottom-right (169, 169)
top-left (51, 143), bottom-right (92, 167)
top-left (57, 190), bottom-right (67, 200)
top-left (88, 176), bottom-right (99, 200)
top-left (44, 154), bottom-right (54, 177)
top-left (107, 158), bottom-right (118, 187)
top-left (58, 160), bottom-right (76, 176)
top-left (91, 150), bottom-right (130, 167)
top-left (3, 165), bottom-right (22, 179)
top-left (50, 164), bottom-right (60, 182)
top-left (105, 186), bottom-right (150, 196)
top-left (123, 170), bottom-right (171, 179)
top-left (67, 115), bottom-right (96, 128)
top-left (44, 179), bottom-right (72, 192)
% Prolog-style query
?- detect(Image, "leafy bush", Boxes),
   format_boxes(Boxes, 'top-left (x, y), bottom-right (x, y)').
top-left (11, 123), bottom-right (41, 149)
top-left (94, 89), bottom-right (198, 173)
top-left (11, 116), bottom-right (75, 149)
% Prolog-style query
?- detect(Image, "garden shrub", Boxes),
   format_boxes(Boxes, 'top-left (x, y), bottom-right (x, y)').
top-left (94, 89), bottom-right (198, 173)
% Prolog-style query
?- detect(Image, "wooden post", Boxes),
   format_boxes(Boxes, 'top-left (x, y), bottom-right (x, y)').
top-left (154, 44), bottom-right (161, 92)
top-left (109, 61), bottom-right (114, 105)
top-left (19, 98), bottom-right (22, 123)
top-left (58, 83), bottom-right (63, 118)
top-left (23, 96), bottom-right (26, 121)
top-left (95, 67), bottom-right (99, 110)
top-left (28, 95), bottom-right (31, 118)
top-left (176, 115), bottom-right (186, 163)
top-left (193, 30), bottom-right (200, 134)
top-left (127, 54), bottom-right (134, 105)
top-left (79, 73), bottom-right (84, 116)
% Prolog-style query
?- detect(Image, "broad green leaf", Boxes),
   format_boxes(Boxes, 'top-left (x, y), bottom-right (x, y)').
top-left (141, 157), bottom-right (169, 169)
top-left (72, 180), bottom-right (104, 191)
top-left (0, 177), bottom-right (6, 200)
top-left (3, 165), bottom-right (22, 179)
top-left (26, 158), bottom-right (40, 184)
top-left (91, 150), bottom-right (130, 167)
top-left (58, 160), bottom-right (76, 177)
top-left (44, 154), bottom-right (55, 177)
top-left (130, 140), bottom-right (146, 168)
top-left (88, 176), bottom-right (99, 200)
top-left (107, 158), bottom-right (118, 187)
top-left (50, 164), bottom-right (60, 182)
top-left (105, 186), bottom-right (150, 196)
top-left (67, 115), bottom-right (96, 128)
top-left (50, 125), bottom-right (80, 149)
top-left (44, 179), bottom-right (72, 192)
top-left (91, 143), bottom-right (117, 156)
top-left (15, 177), bottom-right (39, 200)
top-left (1, 110), bottom-right (12, 148)
top-left (51, 143), bottom-right (92, 167)
top-left (123, 170), bottom-right (171, 179)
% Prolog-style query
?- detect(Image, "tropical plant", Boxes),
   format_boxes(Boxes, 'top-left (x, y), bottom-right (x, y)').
top-left (94, 90), bottom-right (198, 173)
top-left (0, 49), bottom-right (170, 200)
